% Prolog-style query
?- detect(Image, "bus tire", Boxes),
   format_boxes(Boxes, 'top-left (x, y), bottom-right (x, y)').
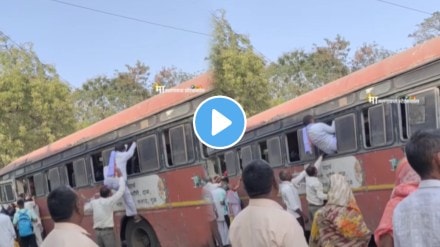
top-left (125, 218), bottom-right (160, 247)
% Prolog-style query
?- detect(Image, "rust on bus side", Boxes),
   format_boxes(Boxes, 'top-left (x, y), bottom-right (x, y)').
top-left (247, 37), bottom-right (440, 131)
top-left (0, 73), bottom-right (214, 176)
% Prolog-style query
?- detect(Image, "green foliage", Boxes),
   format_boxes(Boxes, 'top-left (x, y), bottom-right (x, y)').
top-left (268, 36), bottom-right (394, 104)
top-left (152, 66), bottom-right (197, 95)
top-left (0, 34), bottom-right (76, 167)
top-left (351, 42), bottom-right (394, 71)
top-left (73, 61), bottom-right (150, 128)
top-left (209, 10), bottom-right (270, 117)
top-left (409, 11), bottom-right (440, 45)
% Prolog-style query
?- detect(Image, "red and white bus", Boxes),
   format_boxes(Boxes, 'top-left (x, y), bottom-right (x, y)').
top-left (205, 37), bottom-right (440, 237)
top-left (0, 73), bottom-right (218, 247)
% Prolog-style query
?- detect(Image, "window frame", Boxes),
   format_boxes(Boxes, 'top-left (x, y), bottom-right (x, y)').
top-left (335, 113), bottom-right (358, 154)
top-left (137, 134), bottom-right (161, 173)
top-left (73, 158), bottom-right (89, 188)
top-left (164, 123), bottom-right (196, 167)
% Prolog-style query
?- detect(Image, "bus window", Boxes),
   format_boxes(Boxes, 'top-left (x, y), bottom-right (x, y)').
top-left (0, 183), bottom-right (14, 202)
top-left (204, 157), bottom-right (220, 178)
top-left (258, 141), bottom-right (268, 162)
top-left (363, 104), bottom-right (393, 148)
top-left (65, 162), bottom-right (76, 187)
top-left (267, 137), bottom-right (282, 167)
top-left (406, 88), bottom-right (439, 137)
top-left (91, 152), bottom-right (104, 182)
top-left (138, 135), bottom-right (160, 172)
top-left (27, 176), bottom-right (35, 196)
top-left (240, 146), bottom-right (253, 169)
top-left (15, 178), bottom-right (27, 196)
top-left (73, 158), bottom-right (88, 187)
top-left (34, 173), bottom-right (46, 197)
top-left (217, 154), bottom-right (227, 176)
top-left (164, 124), bottom-right (195, 166)
top-left (225, 151), bottom-right (238, 176)
top-left (126, 144), bottom-right (140, 176)
top-left (297, 128), bottom-right (317, 161)
top-left (286, 131), bottom-right (300, 162)
top-left (48, 167), bottom-right (61, 191)
top-left (335, 114), bottom-right (358, 153)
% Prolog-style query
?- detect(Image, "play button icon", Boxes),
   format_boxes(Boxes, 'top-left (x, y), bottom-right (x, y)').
top-left (193, 96), bottom-right (246, 150)
top-left (211, 109), bottom-right (232, 136)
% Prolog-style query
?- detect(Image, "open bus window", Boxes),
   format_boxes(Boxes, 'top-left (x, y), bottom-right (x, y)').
top-left (258, 141), bottom-right (269, 162)
top-left (217, 154), bottom-right (227, 176)
top-left (126, 145), bottom-right (140, 176)
top-left (204, 157), bottom-right (220, 178)
top-left (66, 163), bottom-right (76, 187)
top-left (27, 176), bottom-right (35, 196)
top-left (163, 124), bottom-right (195, 166)
top-left (91, 152), bottom-right (104, 182)
top-left (15, 178), bottom-right (27, 196)
top-left (286, 131), bottom-right (300, 162)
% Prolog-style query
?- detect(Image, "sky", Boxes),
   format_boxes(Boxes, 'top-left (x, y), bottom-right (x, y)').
top-left (1, 0), bottom-right (438, 88)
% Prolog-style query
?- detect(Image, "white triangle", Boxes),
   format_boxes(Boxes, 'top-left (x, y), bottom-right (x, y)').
top-left (211, 109), bottom-right (232, 136)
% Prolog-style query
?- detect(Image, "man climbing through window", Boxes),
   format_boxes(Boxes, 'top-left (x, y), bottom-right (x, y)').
top-left (104, 142), bottom-right (141, 223)
top-left (303, 115), bottom-right (337, 155)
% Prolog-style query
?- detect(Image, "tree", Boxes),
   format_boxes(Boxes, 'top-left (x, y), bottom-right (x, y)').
top-left (0, 33), bottom-right (76, 167)
top-left (209, 10), bottom-right (270, 116)
top-left (73, 61), bottom-right (150, 128)
top-left (267, 35), bottom-right (351, 103)
top-left (409, 11), bottom-right (440, 45)
top-left (351, 42), bottom-right (394, 71)
top-left (152, 66), bottom-right (196, 95)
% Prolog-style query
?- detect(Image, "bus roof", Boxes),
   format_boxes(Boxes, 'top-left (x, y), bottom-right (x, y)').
top-left (1, 73), bottom-right (214, 175)
top-left (247, 37), bottom-right (440, 131)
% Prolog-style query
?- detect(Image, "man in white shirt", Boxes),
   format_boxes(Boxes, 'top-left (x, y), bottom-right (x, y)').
top-left (303, 115), bottom-right (337, 155)
top-left (279, 170), bottom-right (308, 230)
top-left (42, 186), bottom-right (98, 247)
top-left (24, 195), bottom-right (43, 247)
top-left (305, 156), bottom-right (327, 222)
top-left (104, 142), bottom-right (140, 222)
top-left (0, 208), bottom-right (16, 247)
top-left (229, 159), bottom-right (307, 247)
top-left (85, 168), bottom-right (125, 247)
top-left (393, 129), bottom-right (440, 247)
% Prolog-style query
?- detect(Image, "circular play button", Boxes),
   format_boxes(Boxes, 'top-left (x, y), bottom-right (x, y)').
top-left (193, 96), bottom-right (247, 150)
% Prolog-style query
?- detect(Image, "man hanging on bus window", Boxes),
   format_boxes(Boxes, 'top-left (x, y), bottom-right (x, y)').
top-left (303, 115), bottom-right (337, 155)
top-left (103, 141), bottom-right (141, 223)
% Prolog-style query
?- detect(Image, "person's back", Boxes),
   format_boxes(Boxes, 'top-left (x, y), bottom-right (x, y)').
top-left (303, 115), bottom-right (337, 154)
top-left (229, 159), bottom-right (307, 247)
top-left (42, 186), bottom-right (98, 247)
top-left (393, 187), bottom-right (440, 246)
top-left (114, 143), bottom-right (137, 181)
top-left (393, 129), bottom-right (440, 247)
top-left (307, 122), bottom-right (336, 154)
top-left (0, 212), bottom-right (16, 247)
top-left (231, 198), bottom-right (305, 247)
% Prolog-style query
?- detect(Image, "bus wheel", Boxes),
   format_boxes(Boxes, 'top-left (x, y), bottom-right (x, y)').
top-left (125, 219), bottom-right (160, 247)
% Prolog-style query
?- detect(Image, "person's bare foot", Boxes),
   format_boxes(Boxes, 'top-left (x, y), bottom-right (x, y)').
top-left (134, 215), bottom-right (141, 223)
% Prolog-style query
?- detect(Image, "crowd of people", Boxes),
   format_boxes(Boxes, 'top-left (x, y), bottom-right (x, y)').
top-left (3, 126), bottom-right (440, 247)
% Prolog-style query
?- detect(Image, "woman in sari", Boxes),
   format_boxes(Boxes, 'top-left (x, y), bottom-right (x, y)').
top-left (309, 173), bottom-right (371, 247)
top-left (374, 158), bottom-right (420, 247)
